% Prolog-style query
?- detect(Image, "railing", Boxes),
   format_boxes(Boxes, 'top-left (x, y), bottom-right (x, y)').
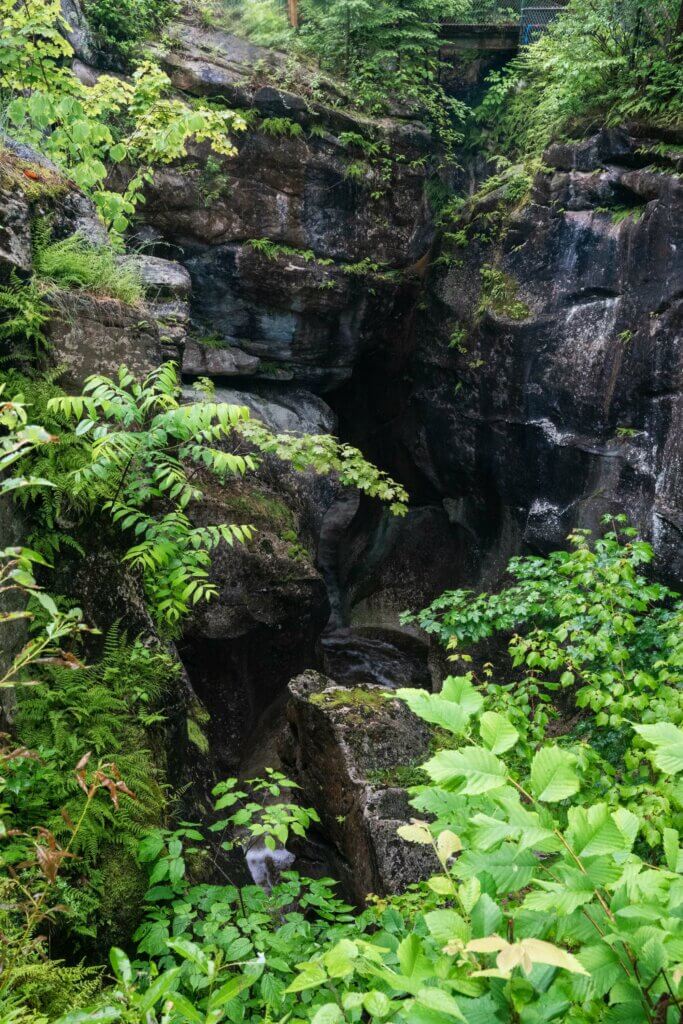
top-left (520, 2), bottom-right (567, 41)
top-left (448, 0), bottom-right (522, 25)
top-left (275, 0), bottom-right (569, 43)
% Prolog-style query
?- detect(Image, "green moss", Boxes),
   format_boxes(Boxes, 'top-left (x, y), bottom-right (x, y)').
top-left (187, 715), bottom-right (210, 755)
top-left (0, 150), bottom-right (69, 202)
top-left (95, 847), bottom-right (148, 949)
top-left (310, 687), bottom-right (391, 711)
top-left (367, 763), bottom-right (428, 788)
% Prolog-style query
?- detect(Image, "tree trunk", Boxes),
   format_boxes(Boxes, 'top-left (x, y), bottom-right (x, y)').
top-left (287, 0), bottom-right (299, 29)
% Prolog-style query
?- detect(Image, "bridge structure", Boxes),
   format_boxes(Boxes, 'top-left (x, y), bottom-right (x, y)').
top-left (441, 1), bottom-right (569, 45)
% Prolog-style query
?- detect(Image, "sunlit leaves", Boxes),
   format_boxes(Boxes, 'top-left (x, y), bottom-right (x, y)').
top-left (632, 722), bottom-right (683, 776)
top-left (529, 746), bottom-right (580, 802)
top-left (423, 746), bottom-right (507, 795)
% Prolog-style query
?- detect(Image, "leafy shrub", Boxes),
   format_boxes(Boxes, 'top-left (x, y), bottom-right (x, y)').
top-left (10, 362), bottom-right (406, 628)
top-left (478, 0), bottom-right (683, 158)
top-left (82, 0), bottom-right (178, 65)
top-left (1, 0), bottom-right (247, 234)
top-left (6, 630), bottom-right (174, 942)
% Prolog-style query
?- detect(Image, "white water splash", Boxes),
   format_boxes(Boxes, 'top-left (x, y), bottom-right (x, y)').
top-left (245, 839), bottom-right (295, 891)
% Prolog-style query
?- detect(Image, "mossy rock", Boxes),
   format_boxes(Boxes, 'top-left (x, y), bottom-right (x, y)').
top-left (96, 846), bottom-right (149, 949)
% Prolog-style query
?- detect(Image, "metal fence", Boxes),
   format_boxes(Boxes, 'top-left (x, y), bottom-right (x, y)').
top-left (272, 0), bottom-right (569, 41)
top-left (520, 2), bottom-right (567, 41)
top-left (450, 1), bottom-right (522, 25)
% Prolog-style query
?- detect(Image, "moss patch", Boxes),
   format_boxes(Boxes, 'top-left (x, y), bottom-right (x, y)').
top-left (309, 686), bottom-right (392, 711)
top-left (0, 149), bottom-right (69, 202)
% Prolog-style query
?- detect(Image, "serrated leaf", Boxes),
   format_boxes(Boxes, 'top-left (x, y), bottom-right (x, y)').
top-left (479, 712), bottom-right (518, 754)
top-left (530, 746), bottom-right (580, 802)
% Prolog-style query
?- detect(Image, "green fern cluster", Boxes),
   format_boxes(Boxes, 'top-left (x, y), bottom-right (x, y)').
top-left (0, 369), bottom-right (91, 559)
top-left (15, 628), bottom-right (171, 860)
top-left (5, 629), bottom-right (175, 949)
top-left (33, 230), bottom-right (143, 304)
top-left (0, 274), bottom-right (50, 357)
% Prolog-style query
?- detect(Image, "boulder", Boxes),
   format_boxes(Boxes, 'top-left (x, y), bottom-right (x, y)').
top-left (45, 290), bottom-right (164, 390)
top-left (183, 338), bottom-right (260, 378)
top-left (281, 670), bottom-right (438, 901)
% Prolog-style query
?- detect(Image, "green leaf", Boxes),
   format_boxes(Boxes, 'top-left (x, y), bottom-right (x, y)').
top-left (471, 894), bottom-right (503, 938)
top-left (311, 1004), bottom-right (343, 1024)
top-left (109, 947), bottom-right (132, 985)
top-left (364, 990), bottom-right (391, 1018)
top-left (398, 933), bottom-right (422, 977)
top-left (633, 722), bottom-right (683, 775)
top-left (424, 746), bottom-right (507, 795)
top-left (479, 712), bottom-right (518, 754)
top-left (416, 987), bottom-right (466, 1020)
top-left (530, 746), bottom-right (580, 802)
top-left (425, 909), bottom-right (469, 946)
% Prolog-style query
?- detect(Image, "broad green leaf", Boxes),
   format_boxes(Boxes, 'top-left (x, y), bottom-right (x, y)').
top-left (424, 746), bottom-right (507, 795)
top-left (633, 722), bottom-right (683, 775)
top-left (398, 933), bottom-right (422, 977)
top-left (480, 712), bottom-right (519, 754)
top-left (363, 990), bottom-right (391, 1018)
top-left (425, 909), bottom-right (469, 945)
top-left (530, 746), bottom-right (580, 802)
top-left (566, 804), bottom-right (631, 858)
top-left (311, 1004), bottom-right (343, 1024)
top-left (416, 987), bottom-right (466, 1020)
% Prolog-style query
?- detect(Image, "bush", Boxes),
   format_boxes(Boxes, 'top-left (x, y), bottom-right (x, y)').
top-left (478, 0), bottom-right (682, 158)
top-left (33, 232), bottom-right (143, 304)
top-left (83, 0), bottom-right (178, 64)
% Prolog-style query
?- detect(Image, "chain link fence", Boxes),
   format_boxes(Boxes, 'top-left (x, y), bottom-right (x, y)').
top-left (447, 1), bottom-right (521, 24)
top-left (520, 2), bottom-right (568, 41)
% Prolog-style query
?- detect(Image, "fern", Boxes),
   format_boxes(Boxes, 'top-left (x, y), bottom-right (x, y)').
top-left (0, 274), bottom-right (50, 355)
top-left (13, 629), bottom-right (173, 865)
top-left (33, 230), bottom-right (143, 304)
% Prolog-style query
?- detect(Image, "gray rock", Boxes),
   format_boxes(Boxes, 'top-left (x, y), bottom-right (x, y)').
top-left (61, 0), bottom-right (99, 64)
top-left (124, 254), bottom-right (192, 360)
top-left (194, 384), bottom-right (337, 435)
top-left (45, 290), bottom-right (164, 390)
top-left (183, 339), bottom-right (260, 377)
top-left (281, 670), bottom-right (438, 901)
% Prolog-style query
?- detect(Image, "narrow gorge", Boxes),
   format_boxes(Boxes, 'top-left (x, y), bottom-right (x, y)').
top-left (1, 1), bottom-right (682, 1019)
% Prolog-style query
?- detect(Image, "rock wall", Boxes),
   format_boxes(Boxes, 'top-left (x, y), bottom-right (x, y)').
top-left (339, 129), bottom-right (683, 602)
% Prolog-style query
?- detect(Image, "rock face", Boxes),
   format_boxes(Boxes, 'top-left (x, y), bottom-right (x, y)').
top-left (123, 19), bottom-right (434, 390)
top-left (178, 470), bottom-right (338, 775)
top-left (0, 145), bottom-right (188, 388)
top-left (281, 671), bottom-right (438, 901)
top-left (348, 129), bottom-right (683, 592)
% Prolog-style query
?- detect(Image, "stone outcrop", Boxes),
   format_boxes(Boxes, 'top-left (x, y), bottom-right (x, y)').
top-left (178, 468), bottom-right (340, 774)
top-left (0, 144), bottom-right (189, 387)
top-left (115, 19), bottom-right (435, 390)
top-left (281, 670), bottom-right (438, 901)
top-left (343, 129), bottom-right (683, 596)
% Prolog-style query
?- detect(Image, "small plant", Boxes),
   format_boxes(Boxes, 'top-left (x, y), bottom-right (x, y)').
top-left (33, 232), bottom-right (143, 304)
top-left (0, 276), bottom-right (50, 355)
top-left (477, 265), bottom-right (530, 321)
top-left (448, 325), bottom-right (468, 352)
top-left (259, 116), bottom-right (304, 138)
top-left (343, 160), bottom-right (367, 182)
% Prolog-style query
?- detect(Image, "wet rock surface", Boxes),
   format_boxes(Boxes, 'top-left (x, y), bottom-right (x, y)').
top-left (351, 129), bottom-right (683, 589)
top-left (281, 670), bottom-right (438, 901)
